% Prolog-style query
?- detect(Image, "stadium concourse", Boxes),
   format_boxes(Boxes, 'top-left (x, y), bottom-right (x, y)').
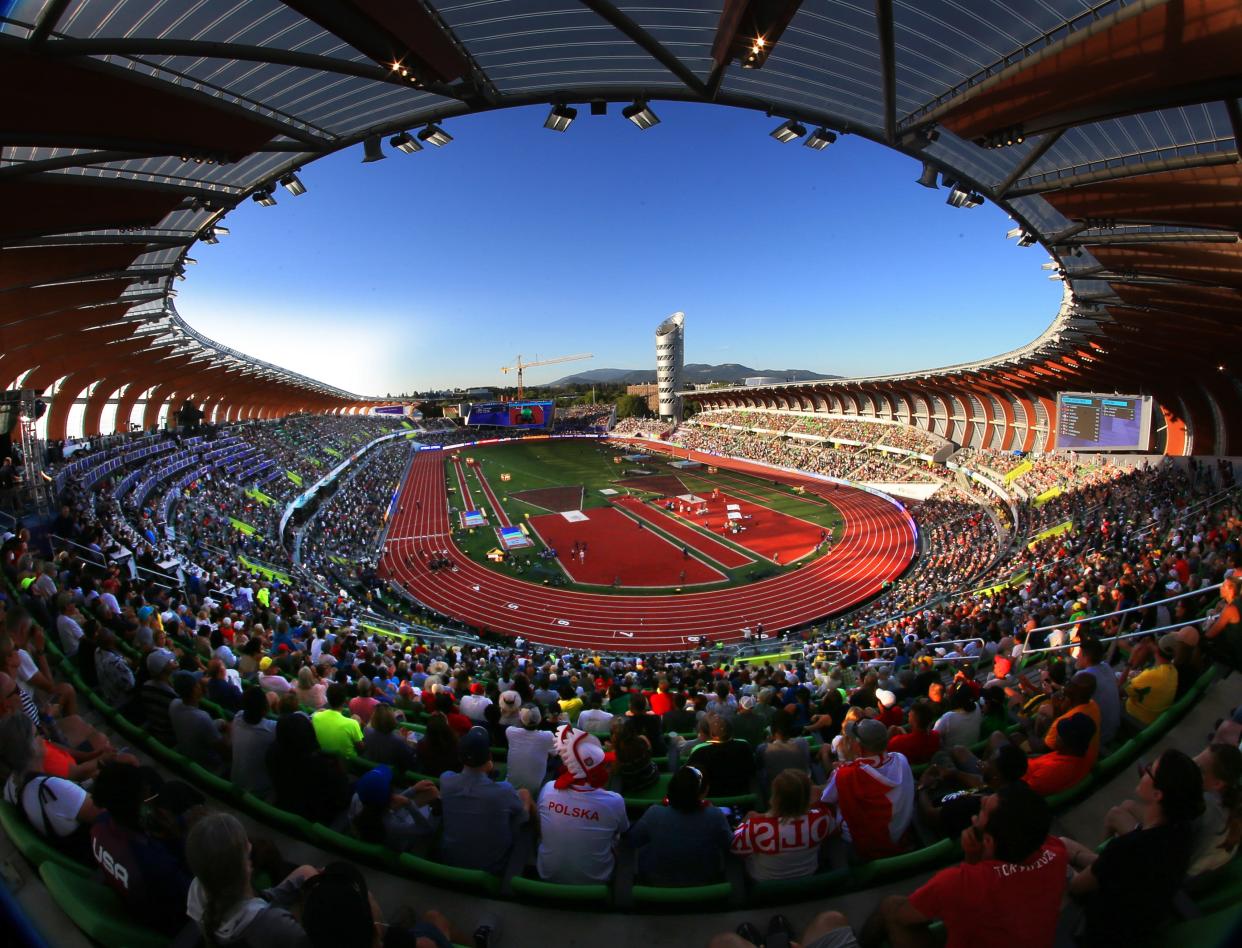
top-left (379, 441), bottom-right (916, 650)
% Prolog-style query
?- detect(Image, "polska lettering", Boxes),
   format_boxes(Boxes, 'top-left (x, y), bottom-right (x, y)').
top-left (547, 800), bottom-right (601, 821)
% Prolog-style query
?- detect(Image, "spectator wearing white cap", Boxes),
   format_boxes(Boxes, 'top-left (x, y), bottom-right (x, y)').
top-left (536, 726), bottom-right (627, 883)
top-left (140, 649), bottom-right (179, 746)
top-left (504, 705), bottom-right (557, 796)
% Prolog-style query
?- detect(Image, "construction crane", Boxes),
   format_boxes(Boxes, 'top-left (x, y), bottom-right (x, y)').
top-left (501, 352), bottom-right (592, 400)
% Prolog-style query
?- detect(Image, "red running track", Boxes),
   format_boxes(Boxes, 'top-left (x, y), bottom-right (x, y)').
top-left (613, 496), bottom-right (753, 569)
top-left (526, 507), bottom-right (727, 587)
top-left (378, 441), bottom-right (916, 652)
top-left (660, 490), bottom-right (825, 566)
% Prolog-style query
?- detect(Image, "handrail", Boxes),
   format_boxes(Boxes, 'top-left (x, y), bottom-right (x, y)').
top-left (1019, 614), bottom-right (1214, 656)
top-left (1024, 582), bottom-right (1221, 637)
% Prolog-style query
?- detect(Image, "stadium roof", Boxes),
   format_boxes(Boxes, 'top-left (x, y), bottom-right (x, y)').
top-left (1, 0), bottom-right (1239, 447)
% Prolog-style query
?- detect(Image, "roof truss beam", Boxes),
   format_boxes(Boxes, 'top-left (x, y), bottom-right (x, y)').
top-left (1008, 150), bottom-right (1239, 198)
top-left (579, 0), bottom-right (707, 97)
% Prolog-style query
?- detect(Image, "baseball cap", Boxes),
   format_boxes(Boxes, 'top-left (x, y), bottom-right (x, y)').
top-left (846, 718), bottom-right (890, 753)
top-left (519, 705), bottom-right (542, 728)
top-left (146, 648), bottom-right (178, 677)
top-left (875, 689), bottom-right (897, 709)
top-left (354, 766), bottom-right (394, 807)
top-left (137, 605), bottom-right (154, 621)
top-left (259, 656), bottom-right (273, 671)
top-left (739, 695), bottom-right (756, 710)
top-left (458, 726), bottom-right (492, 767)
top-left (1157, 632), bottom-right (1180, 658)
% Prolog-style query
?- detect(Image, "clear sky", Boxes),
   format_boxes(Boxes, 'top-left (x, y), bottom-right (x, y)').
top-left (175, 102), bottom-right (1062, 397)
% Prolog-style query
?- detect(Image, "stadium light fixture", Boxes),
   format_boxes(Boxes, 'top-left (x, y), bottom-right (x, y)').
top-left (803, 127), bottom-right (836, 150)
top-left (279, 172), bottom-right (306, 195)
top-left (389, 132), bottom-right (422, 155)
top-left (770, 119), bottom-right (806, 143)
top-left (1017, 232), bottom-right (1038, 247)
top-left (945, 183), bottom-right (970, 208)
top-left (362, 135), bottom-right (386, 162)
top-left (417, 124), bottom-right (452, 146)
top-left (622, 100), bottom-right (660, 130)
top-left (544, 104), bottom-right (578, 132)
top-left (183, 256), bottom-right (197, 265)
top-left (252, 186), bottom-right (277, 207)
top-left (915, 162), bottom-right (940, 189)
top-left (201, 232), bottom-right (218, 244)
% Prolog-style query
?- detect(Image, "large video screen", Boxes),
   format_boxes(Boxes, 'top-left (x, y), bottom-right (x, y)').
top-left (466, 400), bottom-right (554, 429)
top-left (1055, 392), bottom-right (1152, 451)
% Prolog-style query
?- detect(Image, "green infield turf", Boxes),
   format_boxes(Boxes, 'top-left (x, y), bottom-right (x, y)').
top-left (441, 439), bottom-right (846, 595)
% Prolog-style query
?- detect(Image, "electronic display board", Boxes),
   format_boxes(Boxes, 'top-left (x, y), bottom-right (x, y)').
top-left (1055, 392), bottom-right (1152, 451)
top-left (465, 400), bottom-right (554, 429)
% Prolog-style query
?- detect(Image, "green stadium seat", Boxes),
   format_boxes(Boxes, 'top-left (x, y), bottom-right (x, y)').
top-left (239, 792), bottom-right (314, 838)
top-left (509, 874), bottom-right (611, 905)
top-left (1045, 774), bottom-right (1095, 810)
top-left (186, 761), bottom-right (242, 801)
top-left (621, 772), bottom-right (672, 807)
top-left (1093, 738), bottom-right (1138, 779)
top-left (864, 837), bottom-right (959, 886)
top-left (0, 800), bottom-right (89, 875)
top-left (632, 881), bottom-right (733, 907)
top-left (306, 822), bottom-right (401, 870)
top-left (38, 861), bottom-right (168, 948)
top-left (399, 852), bottom-right (502, 896)
top-left (750, 867), bottom-right (850, 906)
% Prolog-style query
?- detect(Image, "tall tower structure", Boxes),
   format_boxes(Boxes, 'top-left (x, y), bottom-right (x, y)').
top-left (655, 312), bottom-right (685, 424)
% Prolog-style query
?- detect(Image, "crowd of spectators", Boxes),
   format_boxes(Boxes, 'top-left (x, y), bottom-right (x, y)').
top-left (694, 409), bottom-right (947, 454)
top-left (299, 439), bottom-right (413, 586)
top-left (5, 410), bottom-right (1242, 947)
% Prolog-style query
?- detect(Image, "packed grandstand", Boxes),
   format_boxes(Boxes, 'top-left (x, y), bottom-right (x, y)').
top-left (4, 2), bottom-right (1242, 948)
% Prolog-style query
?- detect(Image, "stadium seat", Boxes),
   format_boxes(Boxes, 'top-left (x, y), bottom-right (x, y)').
top-left (1150, 903), bottom-right (1242, 948)
top-left (307, 822), bottom-right (401, 871)
top-left (0, 800), bottom-right (88, 875)
top-left (239, 792), bottom-right (314, 838)
top-left (398, 852), bottom-right (502, 896)
top-left (1186, 857), bottom-right (1242, 915)
top-left (632, 881), bottom-right (733, 908)
top-left (509, 874), bottom-right (611, 905)
top-left (749, 867), bottom-right (851, 906)
top-left (38, 861), bottom-right (168, 948)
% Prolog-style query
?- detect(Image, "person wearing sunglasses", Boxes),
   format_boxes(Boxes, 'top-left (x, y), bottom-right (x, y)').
top-left (1060, 749), bottom-right (1204, 947)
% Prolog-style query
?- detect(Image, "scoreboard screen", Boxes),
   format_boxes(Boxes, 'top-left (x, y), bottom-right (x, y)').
top-left (1055, 392), bottom-right (1151, 451)
top-left (466, 400), bottom-right (554, 429)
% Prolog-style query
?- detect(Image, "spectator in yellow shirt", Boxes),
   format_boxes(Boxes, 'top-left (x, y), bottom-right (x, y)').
top-left (1122, 634), bottom-right (1179, 729)
top-left (312, 683), bottom-right (363, 757)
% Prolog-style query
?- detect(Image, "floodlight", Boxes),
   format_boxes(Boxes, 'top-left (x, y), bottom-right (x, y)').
top-left (417, 124), bottom-right (452, 146)
top-left (389, 132), bottom-right (422, 155)
top-left (622, 100), bottom-right (660, 130)
top-left (945, 184), bottom-right (970, 208)
top-left (252, 187), bottom-right (276, 207)
top-left (213, 225), bottom-right (230, 236)
top-left (279, 172), bottom-right (306, 195)
top-left (1017, 232), bottom-right (1038, 247)
top-left (362, 135), bottom-right (386, 162)
top-left (183, 257), bottom-right (197, 265)
top-left (770, 119), bottom-right (806, 143)
top-left (200, 232), bottom-right (218, 244)
top-left (544, 104), bottom-right (578, 132)
top-left (915, 162), bottom-right (939, 189)
top-left (803, 127), bottom-right (836, 150)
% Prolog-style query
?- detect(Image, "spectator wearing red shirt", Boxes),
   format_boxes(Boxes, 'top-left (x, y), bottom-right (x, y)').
top-left (875, 689), bottom-right (904, 728)
top-left (646, 678), bottom-right (677, 717)
top-left (864, 782), bottom-right (1067, 948)
top-left (887, 701), bottom-right (940, 765)
top-left (1023, 712), bottom-right (1095, 797)
top-left (434, 692), bottom-right (473, 737)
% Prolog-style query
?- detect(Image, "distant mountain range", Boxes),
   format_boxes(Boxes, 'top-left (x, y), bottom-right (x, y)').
top-left (547, 363), bottom-right (834, 386)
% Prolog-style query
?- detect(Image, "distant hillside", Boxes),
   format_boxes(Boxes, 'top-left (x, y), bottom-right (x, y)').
top-left (548, 364), bottom-right (833, 386)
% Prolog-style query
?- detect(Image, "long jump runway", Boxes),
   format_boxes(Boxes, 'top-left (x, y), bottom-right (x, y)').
top-left (378, 440), bottom-right (916, 651)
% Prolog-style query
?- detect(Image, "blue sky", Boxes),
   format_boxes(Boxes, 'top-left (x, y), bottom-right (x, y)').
top-left (176, 102), bottom-right (1062, 397)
